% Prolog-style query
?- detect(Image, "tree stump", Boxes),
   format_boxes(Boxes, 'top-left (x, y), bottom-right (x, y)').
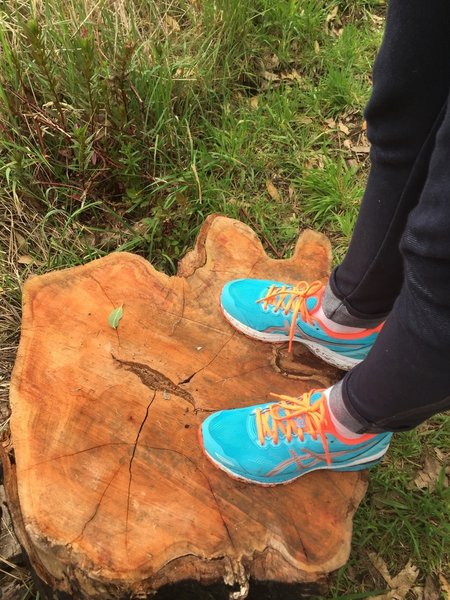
top-left (3, 216), bottom-right (368, 599)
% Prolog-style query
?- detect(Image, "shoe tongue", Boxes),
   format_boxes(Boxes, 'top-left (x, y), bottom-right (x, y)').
top-left (306, 296), bottom-right (318, 311)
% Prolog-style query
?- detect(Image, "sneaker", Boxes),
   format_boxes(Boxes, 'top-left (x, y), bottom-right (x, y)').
top-left (200, 389), bottom-right (392, 485)
top-left (220, 279), bottom-right (382, 371)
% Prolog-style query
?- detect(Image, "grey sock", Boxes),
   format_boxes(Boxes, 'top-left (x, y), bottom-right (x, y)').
top-left (328, 381), bottom-right (366, 435)
top-left (322, 283), bottom-right (385, 329)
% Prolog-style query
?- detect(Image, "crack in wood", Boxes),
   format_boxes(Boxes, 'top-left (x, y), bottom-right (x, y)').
top-left (138, 444), bottom-right (236, 552)
top-left (169, 278), bottom-right (186, 337)
top-left (111, 355), bottom-right (195, 408)
top-left (178, 331), bottom-right (236, 386)
top-left (91, 274), bottom-right (121, 345)
top-left (70, 465), bottom-right (123, 545)
top-left (91, 275), bottom-right (115, 309)
top-left (125, 390), bottom-right (156, 554)
top-left (21, 442), bottom-right (130, 471)
top-left (213, 364), bottom-right (267, 385)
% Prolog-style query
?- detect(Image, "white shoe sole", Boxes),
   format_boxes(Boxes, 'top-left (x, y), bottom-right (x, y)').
top-left (222, 307), bottom-right (362, 371)
top-left (201, 435), bottom-right (388, 486)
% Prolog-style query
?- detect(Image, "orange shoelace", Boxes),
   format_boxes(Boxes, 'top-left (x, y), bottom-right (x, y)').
top-left (256, 280), bottom-right (324, 352)
top-left (255, 390), bottom-right (331, 465)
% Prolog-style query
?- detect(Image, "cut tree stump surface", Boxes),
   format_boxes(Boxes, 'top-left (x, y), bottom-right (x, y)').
top-left (5, 215), bottom-right (368, 598)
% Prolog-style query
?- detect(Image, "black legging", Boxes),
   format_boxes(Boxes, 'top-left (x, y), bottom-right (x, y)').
top-left (329, 0), bottom-right (450, 431)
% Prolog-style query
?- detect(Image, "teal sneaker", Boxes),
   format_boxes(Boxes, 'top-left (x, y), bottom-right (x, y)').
top-left (200, 390), bottom-right (392, 485)
top-left (220, 279), bottom-right (382, 371)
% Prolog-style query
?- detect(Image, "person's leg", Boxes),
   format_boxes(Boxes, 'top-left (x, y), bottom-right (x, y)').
top-left (327, 0), bottom-right (450, 323)
top-left (334, 91), bottom-right (450, 433)
top-left (221, 0), bottom-right (450, 371)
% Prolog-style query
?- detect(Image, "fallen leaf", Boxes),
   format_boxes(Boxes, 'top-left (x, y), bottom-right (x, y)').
top-left (338, 122), bottom-right (350, 135)
top-left (412, 450), bottom-right (446, 491)
top-left (422, 575), bottom-right (440, 600)
top-left (165, 15), bottom-right (180, 32)
top-left (265, 180), bottom-right (281, 202)
top-left (15, 232), bottom-right (27, 249)
top-left (326, 6), bottom-right (339, 22)
top-left (262, 53), bottom-right (279, 70)
top-left (369, 553), bottom-right (394, 587)
top-left (262, 70), bottom-right (280, 82)
top-left (280, 69), bottom-right (302, 82)
top-left (325, 117), bottom-right (336, 129)
top-left (440, 574), bottom-right (450, 599)
top-left (369, 554), bottom-right (419, 600)
top-left (108, 305), bottom-right (124, 330)
top-left (343, 139), bottom-right (352, 149)
top-left (412, 585), bottom-right (424, 600)
top-left (297, 115), bottom-right (313, 125)
top-left (371, 13), bottom-right (385, 26)
top-left (250, 96), bottom-right (259, 110)
top-left (352, 144), bottom-right (371, 154)
top-left (17, 255), bottom-right (35, 265)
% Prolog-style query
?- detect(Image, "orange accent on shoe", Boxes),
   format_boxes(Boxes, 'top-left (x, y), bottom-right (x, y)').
top-left (257, 280), bottom-right (383, 350)
top-left (257, 280), bottom-right (323, 352)
top-left (255, 390), bottom-right (375, 465)
top-left (255, 390), bottom-right (332, 464)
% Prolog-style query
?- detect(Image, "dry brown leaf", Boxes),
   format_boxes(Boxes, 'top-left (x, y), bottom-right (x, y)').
top-left (165, 15), bottom-right (180, 33)
top-left (325, 118), bottom-right (336, 129)
top-left (263, 70), bottom-right (280, 82)
top-left (413, 586), bottom-right (424, 600)
top-left (434, 447), bottom-right (445, 461)
top-left (250, 96), bottom-right (259, 110)
top-left (369, 553), bottom-right (419, 600)
top-left (352, 145), bottom-right (371, 154)
top-left (326, 6), bottom-right (339, 22)
top-left (280, 70), bottom-right (302, 82)
top-left (14, 232), bottom-right (27, 249)
top-left (369, 553), bottom-right (393, 586)
top-left (266, 180), bottom-right (281, 202)
top-left (305, 154), bottom-right (325, 170)
top-left (338, 122), bottom-right (350, 135)
top-left (362, 120), bottom-right (367, 131)
top-left (412, 450), bottom-right (446, 491)
top-left (288, 186), bottom-right (295, 200)
top-left (17, 255), bottom-right (35, 265)
top-left (262, 53), bottom-right (279, 70)
top-left (440, 574), bottom-right (450, 599)
top-left (371, 13), bottom-right (385, 25)
top-left (343, 139), bottom-right (352, 150)
top-left (422, 575), bottom-right (440, 600)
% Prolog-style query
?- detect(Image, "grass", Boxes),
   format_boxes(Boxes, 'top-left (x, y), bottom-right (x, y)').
top-left (0, 0), bottom-right (449, 598)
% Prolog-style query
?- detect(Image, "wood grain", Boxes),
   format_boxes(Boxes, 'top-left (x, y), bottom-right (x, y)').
top-left (5, 215), bottom-right (367, 598)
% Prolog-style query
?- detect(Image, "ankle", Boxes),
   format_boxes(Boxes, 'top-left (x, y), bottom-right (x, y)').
top-left (314, 305), bottom-right (367, 334)
top-left (324, 385), bottom-right (369, 439)
top-left (322, 283), bottom-right (385, 330)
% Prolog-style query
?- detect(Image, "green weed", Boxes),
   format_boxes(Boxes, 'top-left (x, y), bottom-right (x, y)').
top-left (1, 1), bottom-right (449, 598)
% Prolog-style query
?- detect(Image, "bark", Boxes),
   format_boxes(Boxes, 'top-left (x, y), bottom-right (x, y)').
top-left (3, 216), bottom-right (367, 599)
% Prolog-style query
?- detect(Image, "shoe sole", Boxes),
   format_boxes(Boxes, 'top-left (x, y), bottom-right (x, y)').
top-left (199, 427), bottom-right (386, 486)
top-left (221, 306), bottom-right (362, 371)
